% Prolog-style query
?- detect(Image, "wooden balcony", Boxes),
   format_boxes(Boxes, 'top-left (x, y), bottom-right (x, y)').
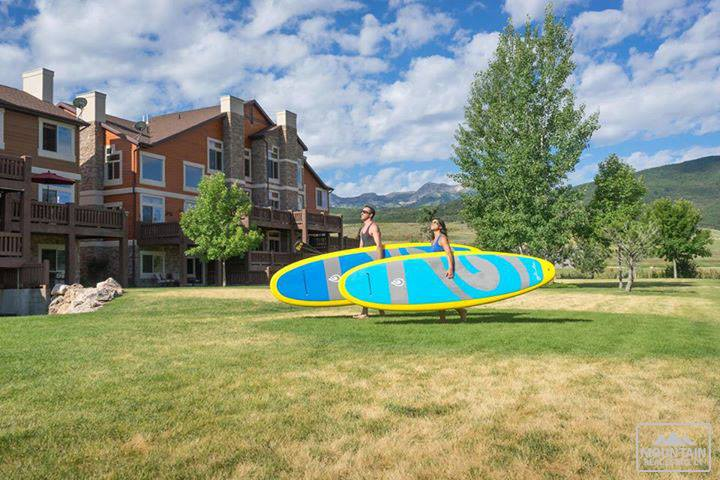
top-left (137, 221), bottom-right (190, 246)
top-left (0, 232), bottom-right (23, 268)
top-left (0, 154), bottom-right (31, 190)
top-left (294, 210), bottom-right (343, 233)
top-left (247, 206), bottom-right (297, 229)
top-left (2, 200), bottom-right (125, 237)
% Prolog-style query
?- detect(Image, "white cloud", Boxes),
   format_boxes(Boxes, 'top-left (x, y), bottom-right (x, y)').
top-left (503, 0), bottom-right (581, 26)
top-left (332, 167), bottom-right (448, 196)
top-left (243, 0), bottom-right (362, 37)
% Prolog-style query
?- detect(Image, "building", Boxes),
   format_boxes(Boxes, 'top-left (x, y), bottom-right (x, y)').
top-left (0, 69), bottom-right (127, 289)
top-left (66, 90), bottom-right (343, 286)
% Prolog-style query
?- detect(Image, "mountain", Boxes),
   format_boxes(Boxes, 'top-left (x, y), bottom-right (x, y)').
top-left (577, 155), bottom-right (720, 228)
top-left (331, 182), bottom-right (464, 208)
top-left (334, 156), bottom-right (720, 227)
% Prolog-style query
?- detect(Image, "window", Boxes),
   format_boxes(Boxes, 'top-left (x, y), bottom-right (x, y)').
top-left (40, 245), bottom-right (66, 285)
top-left (141, 195), bottom-right (164, 223)
top-left (208, 138), bottom-right (223, 171)
top-left (296, 158), bottom-right (303, 187)
top-left (316, 188), bottom-right (328, 210)
top-left (38, 119), bottom-right (75, 161)
top-left (269, 190), bottom-right (280, 209)
top-left (183, 199), bottom-right (196, 211)
top-left (184, 162), bottom-right (204, 192)
top-left (267, 231), bottom-right (281, 252)
top-left (244, 148), bottom-right (252, 179)
top-left (297, 194), bottom-right (304, 210)
top-left (0, 108), bottom-right (4, 150)
top-left (186, 257), bottom-right (197, 278)
top-left (140, 251), bottom-right (165, 278)
top-left (140, 152), bottom-right (165, 186)
top-left (105, 145), bottom-right (121, 184)
top-left (39, 183), bottom-right (73, 204)
top-left (267, 146), bottom-right (279, 181)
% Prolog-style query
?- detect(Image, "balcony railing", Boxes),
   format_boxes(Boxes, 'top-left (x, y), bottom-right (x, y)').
top-left (0, 154), bottom-right (29, 182)
top-left (0, 232), bottom-right (22, 257)
top-left (248, 250), bottom-right (295, 271)
top-left (293, 210), bottom-right (343, 231)
top-left (138, 222), bottom-right (185, 243)
top-left (8, 200), bottom-right (124, 230)
top-left (249, 206), bottom-right (296, 225)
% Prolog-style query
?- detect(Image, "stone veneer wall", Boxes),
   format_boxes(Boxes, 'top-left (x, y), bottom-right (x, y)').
top-left (222, 111), bottom-right (245, 180)
top-left (78, 122), bottom-right (105, 204)
top-left (79, 242), bottom-right (122, 286)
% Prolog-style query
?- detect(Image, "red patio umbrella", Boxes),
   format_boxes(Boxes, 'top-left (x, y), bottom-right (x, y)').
top-left (31, 171), bottom-right (75, 185)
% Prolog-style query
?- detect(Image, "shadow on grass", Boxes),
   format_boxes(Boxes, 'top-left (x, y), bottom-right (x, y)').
top-left (559, 281), bottom-right (694, 289)
top-left (303, 311), bottom-right (592, 325)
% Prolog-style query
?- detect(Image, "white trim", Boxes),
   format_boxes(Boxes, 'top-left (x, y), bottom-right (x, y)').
top-left (104, 144), bottom-right (122, 186)
top-left (279, 158), bottom-right (302, 165)
top-left (183, 160), bottom-right (205, 193)
top-left (30, 166), bottom-right (81, 180)
top-left (104, 201), bottom-right (124, 209)
top-left (268, 189), bottom-right (280, 209)
top-left (207, 137), bottom-right (223, 172)
top-left (38, 117), bottom-right (76, 162)
top-left (315, 187), bottom-right (328, 211)
top-left (0, 108), bottom-right (5, 150)
top-left (139, 193), bottom-right (165, 223)
top-left (139, 151), bottom-right (165, 187)
top-left (89, 187), bottom-right (199, 201)
top-left (139, 250), bottom-right (165, 279)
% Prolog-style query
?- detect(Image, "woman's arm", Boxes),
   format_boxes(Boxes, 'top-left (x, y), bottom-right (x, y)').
top-left (440, 235), bottom-right (454, 278)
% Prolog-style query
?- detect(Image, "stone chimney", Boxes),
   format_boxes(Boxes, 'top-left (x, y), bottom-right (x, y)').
top-left (22, 68), bottom-right (54, 103)
top-left (77, 92), bottom-right (108, 205)
top-left (276, 110), bottom-right (301, 210)
top-left (220, 95), bottom-right (245, 180)
top-left (76, 91), bottom-right (107, 123)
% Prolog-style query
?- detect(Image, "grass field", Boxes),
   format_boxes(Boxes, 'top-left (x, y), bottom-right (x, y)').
top-left (348, 223), bottom-right (720, 268)
top-left (2, 280), bottom-right (720, 479)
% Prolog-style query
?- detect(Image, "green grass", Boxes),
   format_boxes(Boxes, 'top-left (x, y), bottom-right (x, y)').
top-left (2, 282), bottom-right (720, 478)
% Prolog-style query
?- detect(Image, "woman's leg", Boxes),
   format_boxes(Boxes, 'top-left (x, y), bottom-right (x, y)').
top-left (457, 308), bottom-right (467, 322)
top-left (353, 307), bottom-right (369, 319)
top-left (439, 310), bottom-right (447, 322)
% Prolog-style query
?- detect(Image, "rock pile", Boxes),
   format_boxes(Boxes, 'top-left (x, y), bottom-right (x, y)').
top-left (49, 278), bottom-right (124, 315)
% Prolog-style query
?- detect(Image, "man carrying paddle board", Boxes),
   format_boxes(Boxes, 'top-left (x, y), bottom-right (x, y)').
top-left (354, 205), bottom-right (385, 319)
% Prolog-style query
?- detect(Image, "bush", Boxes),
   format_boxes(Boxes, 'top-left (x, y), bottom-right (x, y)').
top-left (663, 259), bottom-right (698, 278)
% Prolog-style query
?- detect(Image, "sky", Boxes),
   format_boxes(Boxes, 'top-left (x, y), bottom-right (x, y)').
top-left (1, 0), bottom-right (718, 197)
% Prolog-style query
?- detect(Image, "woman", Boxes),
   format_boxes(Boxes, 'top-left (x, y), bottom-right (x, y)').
top-left (430, 218), bottom-right (467, 322)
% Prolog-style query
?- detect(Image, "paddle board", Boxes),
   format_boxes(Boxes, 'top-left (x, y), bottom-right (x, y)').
top-left (338, 251), bottom-right (555, 311)
top-left (270, 243), bottom-right (480, 307)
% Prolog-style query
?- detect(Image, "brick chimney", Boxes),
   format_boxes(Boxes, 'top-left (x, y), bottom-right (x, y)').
top-left (77, 91), bottom-right (108, 205)
top-left (22, 68), bottom-right (54, 103)
top-left (220, 95), bottom-right (245, 180)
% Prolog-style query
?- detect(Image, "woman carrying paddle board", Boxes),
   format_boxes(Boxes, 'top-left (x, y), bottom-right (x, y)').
top-left (430, 218), bottom-right (468, 322)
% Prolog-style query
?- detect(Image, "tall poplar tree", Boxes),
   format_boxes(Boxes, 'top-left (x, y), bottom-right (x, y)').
top-left (453, 5), bottom-right (598, 262)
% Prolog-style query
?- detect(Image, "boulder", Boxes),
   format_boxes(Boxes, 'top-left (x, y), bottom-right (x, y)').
top-left (50, 283), bottom-right (69, 296)
top-left (48, 278), bottom-right (123, 315)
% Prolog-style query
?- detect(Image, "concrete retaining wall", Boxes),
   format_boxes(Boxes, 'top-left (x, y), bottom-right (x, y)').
top-left (0, 288), bottom-right (49, 316)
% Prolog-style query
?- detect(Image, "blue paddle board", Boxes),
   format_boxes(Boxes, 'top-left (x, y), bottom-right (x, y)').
top-left (270, 243), bottom-right (480, 306)
top-left (339, 251), bottom-right (555, 311)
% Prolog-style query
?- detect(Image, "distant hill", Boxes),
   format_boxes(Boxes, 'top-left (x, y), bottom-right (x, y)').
top-left (336, 156), bottom-right (720, 228)
top-left (577, 155), bottom-right (720, 228)
top-left (331, 182), bottom-right (464, 208)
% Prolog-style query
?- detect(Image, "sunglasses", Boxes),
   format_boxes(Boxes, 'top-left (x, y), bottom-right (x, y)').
top-left (361, 210), bottom-right (372, 214)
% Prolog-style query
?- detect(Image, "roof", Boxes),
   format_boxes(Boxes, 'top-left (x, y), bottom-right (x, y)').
top-left (305, 160), bottom-right (332, 191)
top-left (0, 85), bottom-right (86, 125)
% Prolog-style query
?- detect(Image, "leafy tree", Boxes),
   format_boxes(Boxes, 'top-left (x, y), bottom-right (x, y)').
top-left (416, 205), bottom-right (439, 241)
top-left (453, 5), bottom-right (598, 263)
top-left (602, 209), bottom-right (658, 292)
top-left (569, 237), bottom-right (608, 278)
top-left (180, 172), bottom-right (263, 286)
top-left (649, 198), bottom-right (712, 278)
top-left (589, 154), bottom-right (646, 289)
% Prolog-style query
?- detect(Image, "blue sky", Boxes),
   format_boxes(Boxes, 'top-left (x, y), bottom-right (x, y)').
top-left (1, 0), bottom-right (718, 196)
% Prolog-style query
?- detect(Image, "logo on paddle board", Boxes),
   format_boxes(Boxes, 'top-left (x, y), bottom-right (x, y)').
top-left (328, 274), bottom-right (341, 283)
top-left (391, 278), bottom-right (405, 287)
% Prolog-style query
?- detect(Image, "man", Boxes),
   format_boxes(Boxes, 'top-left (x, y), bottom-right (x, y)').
top-left (354, 205), bottom-right (384, 319)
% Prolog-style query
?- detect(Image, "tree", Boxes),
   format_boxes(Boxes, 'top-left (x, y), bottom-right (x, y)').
top-left (180, 172), bottom-right (263, 286)
top-left (588, 154), bottom-right (646, 289)
top-left (602, 210), bottom-right (658, 292)
top-left (570, 236), bottom-right (608, 278)
top-left (649, 198), bottom-right (712, 278)
top-left (416, 205), bottom-right (439, 241)
top-left (453, 5), bottom-right (598, 263)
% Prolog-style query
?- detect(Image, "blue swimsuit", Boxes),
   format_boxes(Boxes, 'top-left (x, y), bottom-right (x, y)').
top-left (430, 234), bottom-right (446, 252)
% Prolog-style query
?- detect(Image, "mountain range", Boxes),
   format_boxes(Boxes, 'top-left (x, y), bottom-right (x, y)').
top-left (334, 156), bottom-right (720, 228)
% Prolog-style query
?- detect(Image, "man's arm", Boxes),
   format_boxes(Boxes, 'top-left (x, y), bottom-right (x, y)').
top-left (371, 224), bottom-right (384, 259)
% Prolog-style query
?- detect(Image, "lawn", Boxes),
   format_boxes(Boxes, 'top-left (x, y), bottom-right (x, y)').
top-left (2, 280), bottom-right (720, 479)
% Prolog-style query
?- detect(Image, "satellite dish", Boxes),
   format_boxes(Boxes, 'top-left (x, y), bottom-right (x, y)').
top-left (134, 121), bottom-right (147, 132)
top-left (72, 97), bottom-right (87, 109)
